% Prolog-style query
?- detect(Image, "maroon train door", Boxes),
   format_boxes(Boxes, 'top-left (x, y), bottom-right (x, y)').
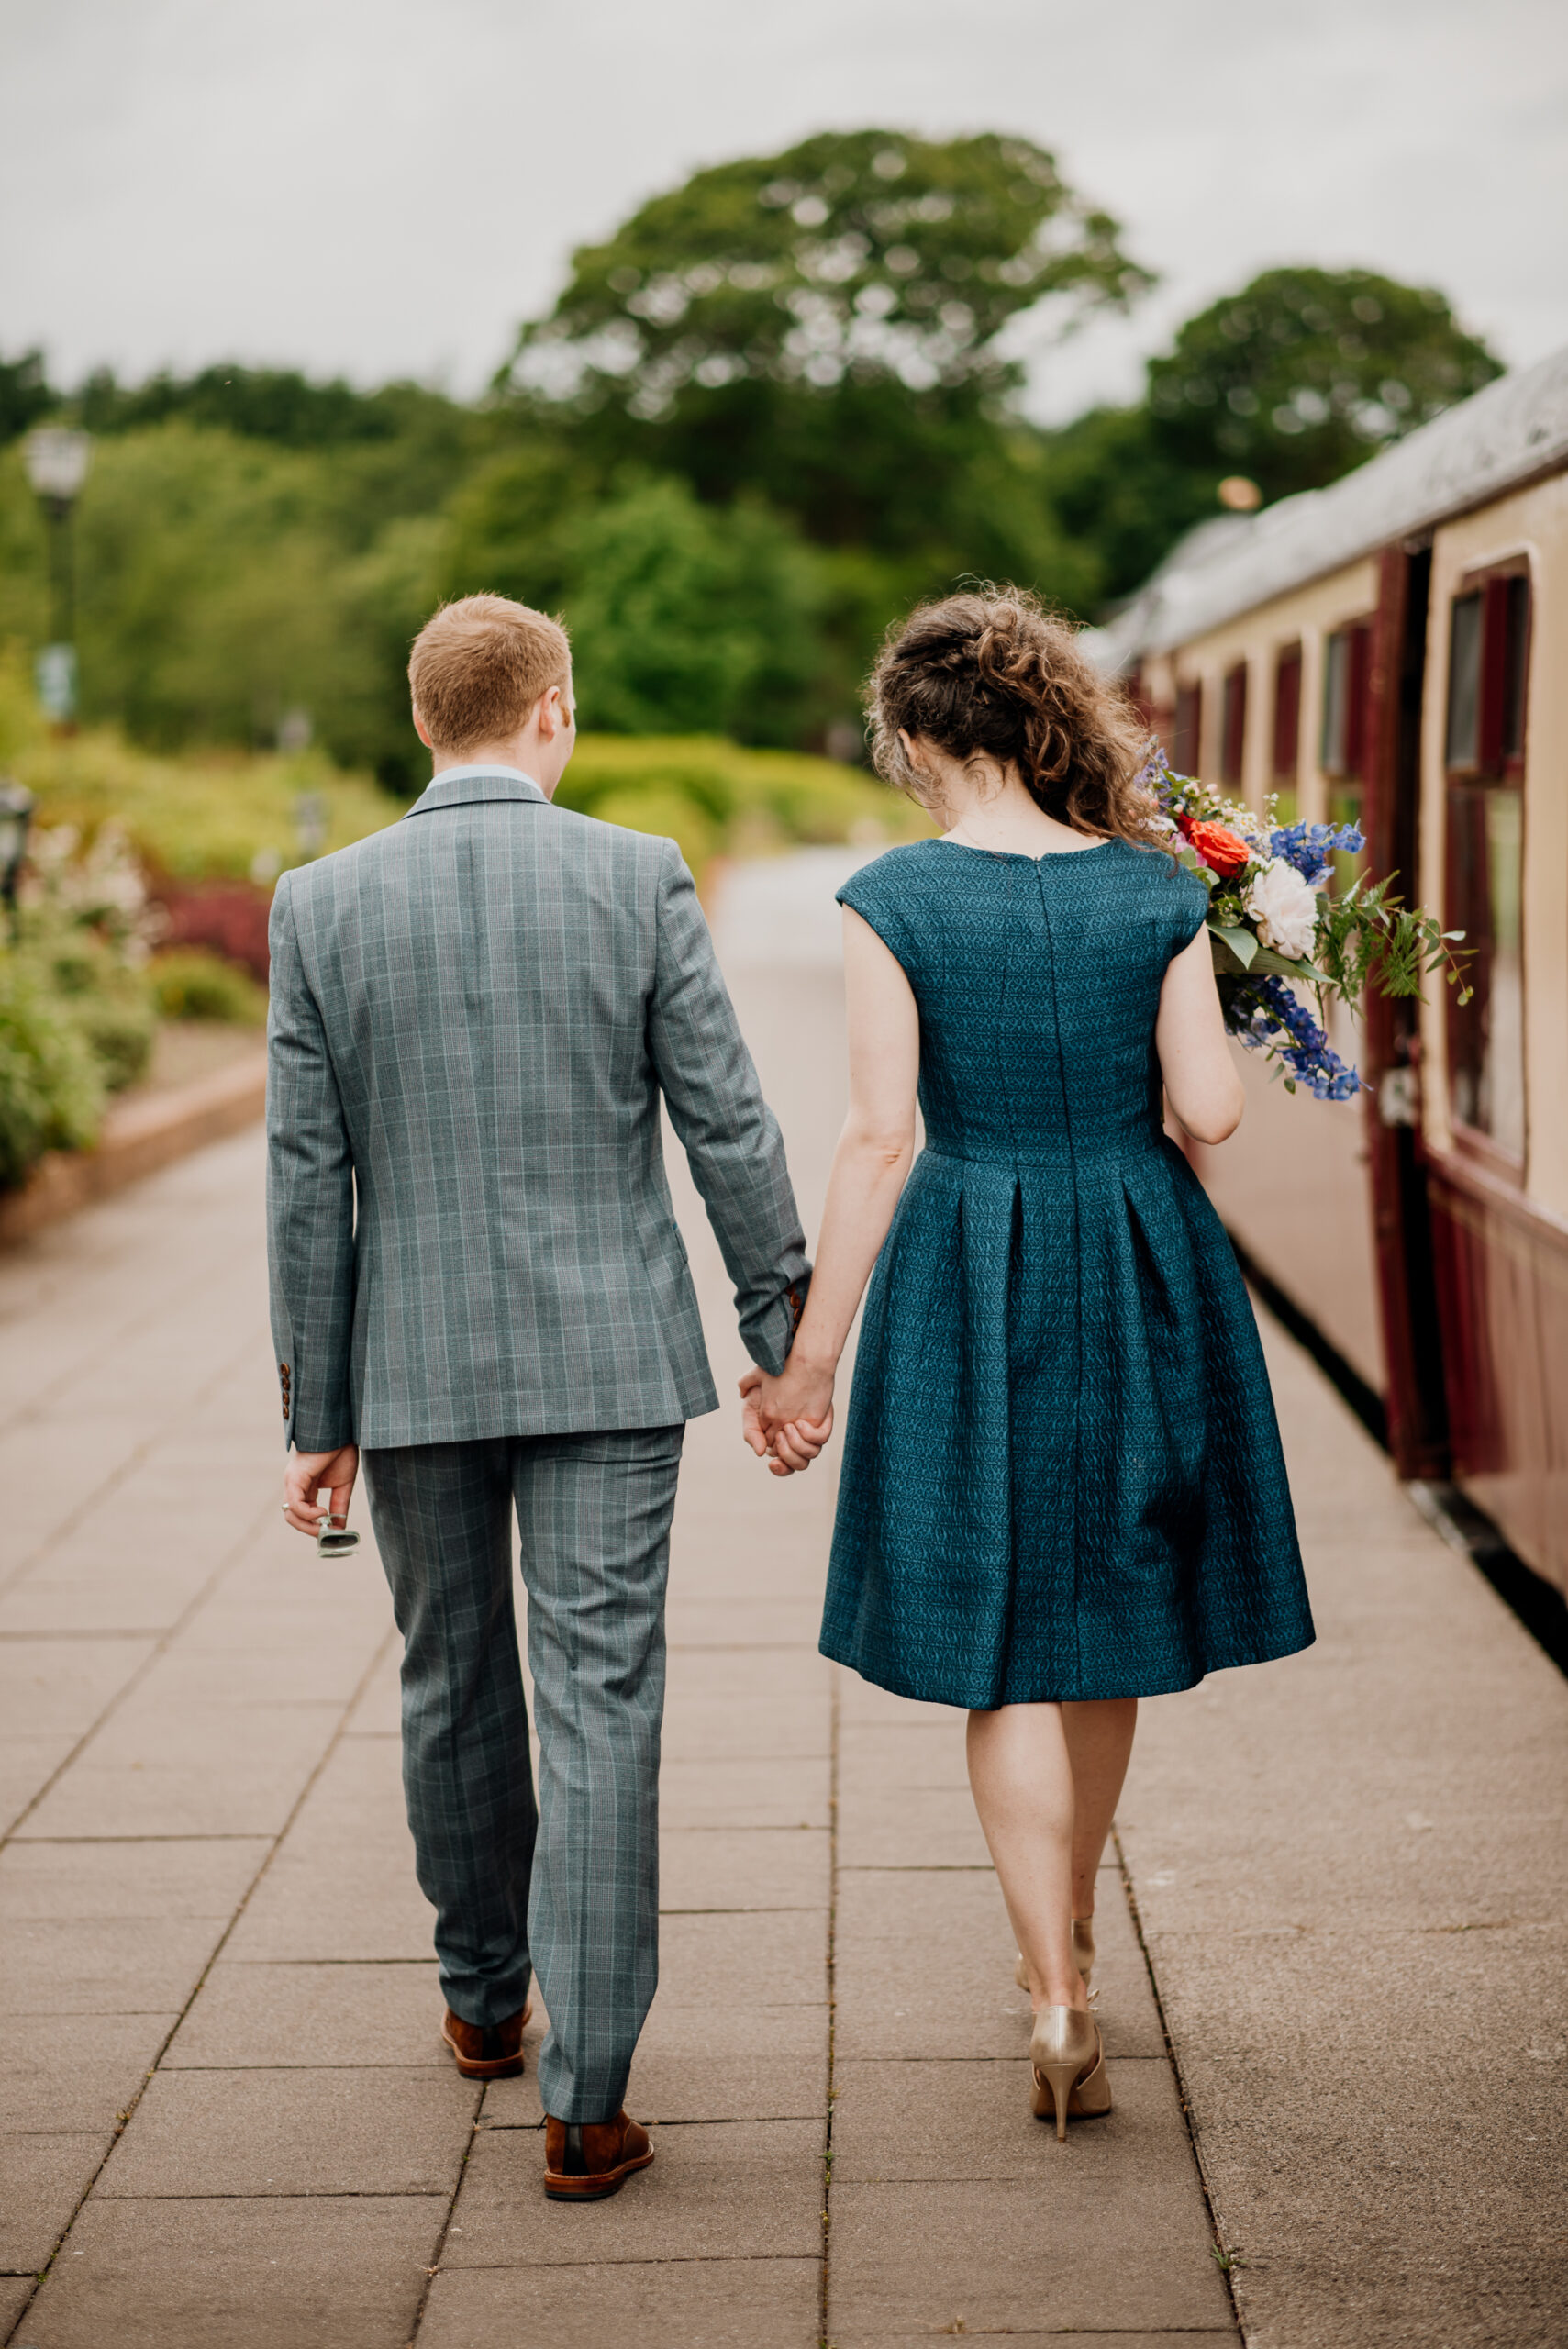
top-left (1362, 543), bottom-right (1451, 1480)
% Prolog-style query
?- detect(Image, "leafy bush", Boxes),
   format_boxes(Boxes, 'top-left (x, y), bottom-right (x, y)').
top-left (0, 957), bottom-right (106, 1188)
top-left (17, 819), bottom-right (159, 1094)
top-left (558, 734), bottom-right (929, 871)
top-left (35, 930), bottom-right (156, 1090)
top-left (149, 948), bottom-right (268, 1025)
top-left (1, 660), bottom-right (919, 892)
top-left (0, 657), bottom-right (398, 882)
top-left (0, 815), bottom-right (168, 1186)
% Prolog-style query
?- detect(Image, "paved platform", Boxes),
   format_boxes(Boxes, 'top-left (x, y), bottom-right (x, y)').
top-left (2, 882), bottom-right (1564, 2347)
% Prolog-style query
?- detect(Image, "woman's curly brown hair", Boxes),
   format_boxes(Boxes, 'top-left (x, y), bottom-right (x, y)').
top-left (866, 585), bottom-right (1164, 850)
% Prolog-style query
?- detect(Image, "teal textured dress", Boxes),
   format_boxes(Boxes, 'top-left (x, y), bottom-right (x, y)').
top-left (821, 837), bottom-right (1314, 1709)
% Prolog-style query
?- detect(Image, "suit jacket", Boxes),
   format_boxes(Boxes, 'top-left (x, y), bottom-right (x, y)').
top-left (265, 769), bottom-right (808, 1450)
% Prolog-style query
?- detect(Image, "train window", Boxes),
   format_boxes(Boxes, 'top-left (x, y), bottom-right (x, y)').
top-left (1446, 593), bottom-right (1484, 769)
top-left (1173, 680), bottom-right (1202, 774)
top-left (1488, 574), bottom-right (1530, 770)
top-left (1220, 663), bottom-right (1247, 786)
top-left (1448, 572), bottom-right (1530, 775)
top-left (1445, 566), bottom-right (1531, 1163)
top-left (1272, 643), bottom-right (1302, 786)
top-left (1447, 784), bottom-right (1525, 1159)
top-left (1321, 622), bottom-right (1372, 777)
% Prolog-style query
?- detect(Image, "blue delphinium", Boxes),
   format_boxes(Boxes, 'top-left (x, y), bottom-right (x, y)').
top-left (1268, 819), bottom-right (1365, 887)
top-left (1226, 974), bottom-right (1362, 1101)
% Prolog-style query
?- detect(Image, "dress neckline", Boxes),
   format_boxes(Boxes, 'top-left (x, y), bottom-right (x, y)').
top-left (931, 834), bottom-right (1120, 864)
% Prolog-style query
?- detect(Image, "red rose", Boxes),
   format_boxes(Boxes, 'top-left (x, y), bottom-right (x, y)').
top-left (1181, 818), bottom-right (1251, 879)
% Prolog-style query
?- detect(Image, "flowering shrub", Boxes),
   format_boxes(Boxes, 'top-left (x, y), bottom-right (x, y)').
top-left (1140, 749), bottom-right (1470, 1101)
top-left (0, 822), bottom-right (163, 1187)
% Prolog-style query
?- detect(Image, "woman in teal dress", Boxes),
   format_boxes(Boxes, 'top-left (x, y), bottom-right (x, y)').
top-left (741, 589), bottom-right (1313, 2138)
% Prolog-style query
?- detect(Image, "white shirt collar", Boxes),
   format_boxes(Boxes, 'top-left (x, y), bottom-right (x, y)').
top-left (427, 762), bottom-right (546, 795)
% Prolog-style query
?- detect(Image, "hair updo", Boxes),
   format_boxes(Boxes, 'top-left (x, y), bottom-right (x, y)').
top-left (865, 585), bottom-right (1162, 850)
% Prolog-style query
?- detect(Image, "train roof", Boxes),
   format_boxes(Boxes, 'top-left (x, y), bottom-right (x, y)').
top-left (1095, 341), bottom-right (1568, 668)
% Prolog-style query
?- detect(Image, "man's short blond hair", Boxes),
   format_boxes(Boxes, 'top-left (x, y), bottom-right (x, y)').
top-left (408, 595), bottom-right (572, 753)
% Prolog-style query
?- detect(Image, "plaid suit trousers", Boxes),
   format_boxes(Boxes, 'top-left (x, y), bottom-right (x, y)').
top-left (363, 1423), bottom-right (684, 2124)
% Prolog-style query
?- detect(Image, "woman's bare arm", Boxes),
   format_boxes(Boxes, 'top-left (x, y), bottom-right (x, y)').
top-left (1156, 923), bottom-right (1245, 1146)
top-left (741, 907), bottom-right (919, 1465)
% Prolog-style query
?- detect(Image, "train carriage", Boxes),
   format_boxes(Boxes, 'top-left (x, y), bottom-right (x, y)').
top-left (1098, 347), bottom-right (1568, 1599)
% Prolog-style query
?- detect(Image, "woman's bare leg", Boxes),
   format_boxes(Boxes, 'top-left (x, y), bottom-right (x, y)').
top-left (966, 1704), bottom-right (1084, 2012)
top-left (1061, 1698), bottom-right (1139, 1920)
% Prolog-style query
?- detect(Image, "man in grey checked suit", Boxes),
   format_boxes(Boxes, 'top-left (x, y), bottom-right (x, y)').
top-left (267, 595), bottom-right (809, 2199)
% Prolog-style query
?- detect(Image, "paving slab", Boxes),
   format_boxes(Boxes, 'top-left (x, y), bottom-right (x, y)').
top-left (0, 1912), bottom-right (235, 2018)
top-left (0, 1743), bottom-right (81, 1842)
top-left (659, 1753), bottom-right (831, 1832)
top-left (0, 2128), bottom-right (114, 2274)
top-left (652, 1906), bottom-right (827, 2011)
top-left (0, 1557), bottom-right (227, 1638)
top-left (663, 1599), bottom-right (826, 1648)
top-left (831, 2053), bottom-right (1177, 2180)
top-left (222, 1736), bottom-right (432, 1964)
top-left (15, 2192), bottom-right (446, 2349)
top-left (828, 2145), bottom-right (1233, 2341)
top-left (835, 1779), bottom-right (993, 1871)
top-left (163, 1958), bottom-right (446, 2068)
top-left (0, 2009), bottom-right (177, 2135)
top-left (636, 1987), bottom-right (827, 2067)
top-left (20, 1698), bottom-right (346, 1841)
top-left (95, 2065), bottom-right (476, 2198)
top-left (418, 2257), bottom-right (820, 2348)
top-left (659, 1824), bottom-right (829, 1913)
top-left (0, 1638), bottom-right (154, 1753)
top-left (341, 1643), bottom-right (404, 1734)
top-left (0, 1831), bottom-right (268, 1920)
top-left (0, 2284), bottom-right (34, 2339)
top-left (662, 1644), bottom-right (832, 1761)
top-left (833, 1865), bottom-right (1164, 2065)
top-left (442, 2118), bottom-right (823, 2266)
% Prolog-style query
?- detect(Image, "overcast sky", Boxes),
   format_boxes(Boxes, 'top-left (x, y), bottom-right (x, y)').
top-left (3, 0), bottom-right (1563, 421)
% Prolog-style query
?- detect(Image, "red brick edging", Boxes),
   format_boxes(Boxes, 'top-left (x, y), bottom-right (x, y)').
top-left (0, 1051), bottom-right (269, 1247)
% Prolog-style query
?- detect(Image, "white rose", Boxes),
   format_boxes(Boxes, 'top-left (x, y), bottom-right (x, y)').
top-left (1245, 858), bottom-right (1318, 962)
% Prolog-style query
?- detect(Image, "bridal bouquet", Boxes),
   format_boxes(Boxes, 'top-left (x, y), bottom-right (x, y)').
top-left (1137, 749), bottom-right (1470, 1101)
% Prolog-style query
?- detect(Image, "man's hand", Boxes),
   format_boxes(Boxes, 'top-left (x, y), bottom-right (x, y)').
top-left (284, 1444), bottom-right (361, 1536)
top-left (740, 1363), bottom-right (834, 1478)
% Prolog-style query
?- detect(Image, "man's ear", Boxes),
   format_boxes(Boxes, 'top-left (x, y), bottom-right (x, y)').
top-left (412, 706), bottom-right (434, 749)
top-left (539, 685), bottom-right (573, 738)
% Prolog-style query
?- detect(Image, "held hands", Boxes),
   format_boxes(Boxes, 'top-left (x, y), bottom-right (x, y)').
top-left (283, 1444), bottom-right (360, 1537)
top-left (739, 1357), bottom-right (835, 1478)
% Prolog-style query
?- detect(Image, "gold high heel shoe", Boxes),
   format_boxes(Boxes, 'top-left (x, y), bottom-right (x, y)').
top-left (1014, 1916), bottom-right (1095, 1995)
top-left (1029, 2004), bottom-right (1113, 2140)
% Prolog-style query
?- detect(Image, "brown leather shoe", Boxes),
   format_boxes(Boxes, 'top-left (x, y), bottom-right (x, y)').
top-left (543, 2110), bottom-right (654, 2199)
top-left (440, 2001), bottom-right (532, 2079)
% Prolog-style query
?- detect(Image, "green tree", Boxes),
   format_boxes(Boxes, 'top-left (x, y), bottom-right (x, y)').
top-left (64, 424), bottom-right (360, 749)
top-left (1037, 405), bottom-right (1221, 607)
top-left (1146, 266), bottom-right (1502, 504)
top-left (446, 466), bottom-right (826, 743)
top-left (0, 348), bottom-right (56, 443)
top-left (502, 128), bottom-right (1150, 559)
top-left (1038, 266), bottom-right (1506, 608)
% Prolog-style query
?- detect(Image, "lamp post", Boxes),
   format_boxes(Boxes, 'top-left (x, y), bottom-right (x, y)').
top-left (23, 428), bottom-right (93, 726)
top-left (0, 781), bottom-right (35, 942)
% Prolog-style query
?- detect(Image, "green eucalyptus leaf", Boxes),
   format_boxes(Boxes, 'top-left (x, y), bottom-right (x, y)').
top-left (1207, 920), bottom-right (1258, 973)
top-left (1251, 946), bottom-right (1329, 984)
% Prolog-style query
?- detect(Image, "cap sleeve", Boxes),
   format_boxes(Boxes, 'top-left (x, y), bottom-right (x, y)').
top-left (1169, 863), bottom-right (1210, 958)
top-left (836, 855), bottom-right (922, 974)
